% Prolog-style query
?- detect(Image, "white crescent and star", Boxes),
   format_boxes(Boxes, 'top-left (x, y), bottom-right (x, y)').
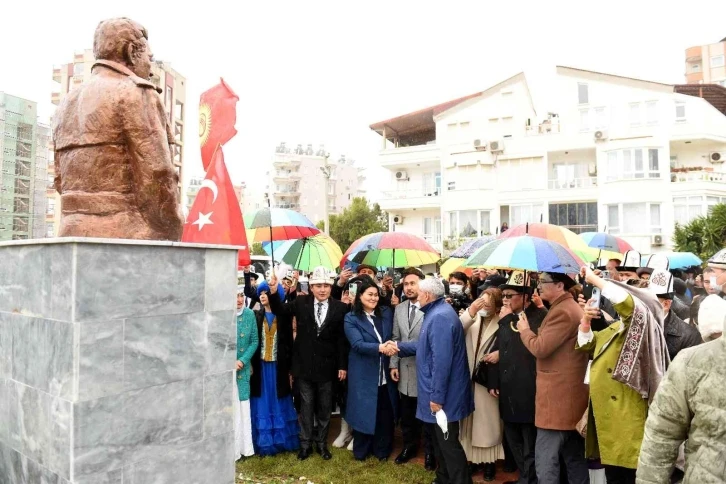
top-left (193, 212), bottom-right (214, 231)
top-left (200, 179), bottom-right (219, 203)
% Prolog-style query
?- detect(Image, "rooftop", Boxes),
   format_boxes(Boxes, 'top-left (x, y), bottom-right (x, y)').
top-left (674, 83), bottom-right (726, 116)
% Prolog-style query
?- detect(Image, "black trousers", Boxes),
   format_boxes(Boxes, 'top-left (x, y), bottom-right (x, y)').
top-left (503, 422), bottom-right (537, 484)
top-left (352, 386), bottom-right (394, 460)
top-left (427, 421), bottom-right (472, 484)
top-left (604, 465), bottom-right (636, 484)
top-left (400, 393), bottom-right (434, 455)
top-left (297, 378), bottom-right (333, 450)
top-left (534, 429), bottom-right (589, 484)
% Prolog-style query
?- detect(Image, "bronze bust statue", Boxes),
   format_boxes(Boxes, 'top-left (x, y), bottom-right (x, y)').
top-left (52, 18), bottom-right (184, 240)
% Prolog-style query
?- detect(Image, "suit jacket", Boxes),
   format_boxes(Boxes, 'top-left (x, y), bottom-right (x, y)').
top-left (269, 293), bottom-right (349, 382)
top-left (390, 300), bottom-right (424, 397)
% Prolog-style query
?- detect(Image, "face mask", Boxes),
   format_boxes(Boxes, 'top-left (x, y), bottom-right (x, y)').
top-left (449, 284), bottom-right (463, 294)
top-left (710, 276), bottom-right (722, 293)
top-left (478, 309), bottom-right (490, 318)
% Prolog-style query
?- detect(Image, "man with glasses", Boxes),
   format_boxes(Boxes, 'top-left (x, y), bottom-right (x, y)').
top-left (488, 271), bottom-right (548, 484)
top-left (516, 272), bottom-right (589, 484)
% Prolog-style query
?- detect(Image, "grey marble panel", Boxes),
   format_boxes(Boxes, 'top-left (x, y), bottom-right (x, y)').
top-left (0, 314), bottom-right (11, 380)
top-left (79, 321), bottom-right (124, 401)
top-left (0, 441), bottom-right (69, 484)
top-left (8, 383), bottom-right (71, 480)
top-left (74, 377), bottom-right (204, 477)
top-left (124, 313), bottom-right (206, 391)
top-left (206, 310), bottom-right (237, 375)
top-left (203, 372), bottom-right (234, 438)
top-left (74, 244), bottom-right (205, 322)
top-left (11, 315), bottom-right (74, 399)
top-left (204, 249), bottom-right (237, 312)
top-left (74, 468), bottom-right (123, 484)
top-left (124, 431), bottom-right (234, 484)
top-left (0, 379), bottom-right (8, 445)
top-left (0, 244), bottom-right (73, 321)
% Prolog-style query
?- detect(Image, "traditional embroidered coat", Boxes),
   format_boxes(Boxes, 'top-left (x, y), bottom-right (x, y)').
top-left (236, 307), bottom-right (259, 401)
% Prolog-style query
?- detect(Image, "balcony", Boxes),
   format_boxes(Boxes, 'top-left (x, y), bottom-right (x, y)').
top-left (51, 92), bottom-right (60, 106)
top-left (52, 67), bottom-right (62, 83)
top-left (379, 144), bottom-right (440, 170)
top-left (272, 155), bottom-right (302, 168)
top-left (525, 119), bottom-right (561, 136)
top-left (548, 177), bottom-right (597, 190)
top-left (274, 203), bottom-right (299, 210)
top-left (378, 188), bottom-right (441, 211)
top-left (670, 168), bottom-right (726, 193)
top-left (685, 46), bottom-right (702, 62)
top-left (273, 170), bottom-right (301, 182)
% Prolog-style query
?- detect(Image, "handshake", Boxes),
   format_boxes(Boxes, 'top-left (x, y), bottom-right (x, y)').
top-left (379, 341), bottom-right (399, 356)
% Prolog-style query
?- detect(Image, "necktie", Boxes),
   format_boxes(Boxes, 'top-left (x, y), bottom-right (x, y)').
top-left (409, 304), bottom-right (416, 325)
top-left (317, 302), bottom-right (323, 327)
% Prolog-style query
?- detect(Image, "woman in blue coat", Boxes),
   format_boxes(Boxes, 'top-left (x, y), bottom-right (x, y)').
top-left (344, 279), bottom-right (399, 461)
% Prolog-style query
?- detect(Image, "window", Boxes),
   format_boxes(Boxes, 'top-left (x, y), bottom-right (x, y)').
top-left (607, 203), bottom-right (661, 234)
top-left (605, 148), bottom-right (661, 181)
top-left (629, 103), bottom-right (641, 126)
top-left (73, 63), bottom-right (84, 77)
top-left (448, 210), bottom-right (491, 237)
top-left (579, 109), bottom-right (590, 132)
top-left (711, 55), bottom-right (725, 68)
top-left (548, 202), bottom-right (597, 234)
top-left (510, 204), bottom-right (543, 226)
top-left (498, 158), bottom-right (542, 190)
top-left (423, 217), bottom-right (442, 243)
top-left (422, 172), bottom-right (441, 196)
top-left (479, 211), bottom-right (491, 235)
top-left (691, 64), bottom-right (701, 73)
top-left (47, 199), bottom-right (55, 215)
top-left (447, 181), bottom-right (455, 191)
top-left (675, 102), bottom-right (686, 122)
top-left (674, 196), bottom-right (723, 224)
top-left (578, 83), bottom-right (589, 104)
top-left (645, 101), bottom-right (658, 125)
top-left (594, 107), bottom-right (607, 130)
top-left (46, 223), bottom-right (54, 237)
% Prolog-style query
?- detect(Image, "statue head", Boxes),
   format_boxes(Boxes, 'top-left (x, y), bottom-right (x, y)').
top-left (93, 18), bottom-right (153, 79)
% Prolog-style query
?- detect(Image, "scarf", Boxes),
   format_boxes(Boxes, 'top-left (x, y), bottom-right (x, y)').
top-left (609, 280), bottom-right (670, 404)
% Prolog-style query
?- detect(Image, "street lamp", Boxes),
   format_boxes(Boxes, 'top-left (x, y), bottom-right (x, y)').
top-left (320, 153), bottom-right (332, 235)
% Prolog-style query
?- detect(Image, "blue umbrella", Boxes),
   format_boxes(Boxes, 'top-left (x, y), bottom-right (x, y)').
top-left (644, 252), bottom-right (702, 270)
top-left (449, 236), bottom-right (497, 258)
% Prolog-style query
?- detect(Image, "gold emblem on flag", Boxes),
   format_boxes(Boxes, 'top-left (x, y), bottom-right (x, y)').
top-left (199, 104), bottom-right (212, 146)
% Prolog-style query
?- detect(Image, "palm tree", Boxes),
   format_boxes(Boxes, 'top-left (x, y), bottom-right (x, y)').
top-left (673, 203), bottom-right (726, 261)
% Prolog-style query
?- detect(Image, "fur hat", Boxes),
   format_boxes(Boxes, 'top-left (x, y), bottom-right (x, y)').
top-left (309, 266), bottom-right (335, 285)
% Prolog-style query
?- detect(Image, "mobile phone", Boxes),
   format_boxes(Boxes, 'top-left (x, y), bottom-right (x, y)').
top-left (590, 287), bottom-right (601, 308)
top-left (348, 283), bottom-right (358, 299)
top-left (299, 281), bottom-right (309, 293)
top-left (600, 271), bottom-right (610, 280)
top-left (394, 273), bottom-right (402, 286)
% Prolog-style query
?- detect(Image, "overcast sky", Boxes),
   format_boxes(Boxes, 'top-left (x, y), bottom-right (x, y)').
top-left (3, 0), bottom-right (726, 199)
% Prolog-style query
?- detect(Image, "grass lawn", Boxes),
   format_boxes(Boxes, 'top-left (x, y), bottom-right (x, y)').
top-left (236, 447), bottom-right (434, 484)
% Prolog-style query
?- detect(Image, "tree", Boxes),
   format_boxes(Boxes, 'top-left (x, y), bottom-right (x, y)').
top-left (251, 242), bottom-right (267, 256)
top-left (317, 197), bottom-right (388, 251)
top-left (673, 203), bottom-right (726, 261)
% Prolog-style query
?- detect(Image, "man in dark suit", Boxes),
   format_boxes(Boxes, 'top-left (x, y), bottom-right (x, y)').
top-left (269, 266), bottom-right (349, 461)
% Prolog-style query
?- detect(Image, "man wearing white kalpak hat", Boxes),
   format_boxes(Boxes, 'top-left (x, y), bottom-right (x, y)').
top-left (704, 247), bottom-right (726, 300)
top-left (647, 269), bottom-right (702, 360)
top-left (268, 266), bottom-right (350, 461)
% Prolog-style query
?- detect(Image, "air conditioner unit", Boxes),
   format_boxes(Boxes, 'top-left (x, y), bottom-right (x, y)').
top-left (594, 130), bottom-right (608, 141)
top-left (651, 234), bottom-right (664, 246)
top-left (473, 139), bottom-right (487, 151)
top-left (395, 171), bottom-right (409, 180)
top-left (392, 214), bottom-right (404, 224)
top-left (710, 152), bottom-right (725, 163)
top-left (489, 140), bottom-right (505, 153)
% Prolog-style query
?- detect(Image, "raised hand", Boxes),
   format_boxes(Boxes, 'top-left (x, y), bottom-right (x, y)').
top-left (516, 312), bottom-right (530, 332)
top-left (391, 293), bottom-right (400, 306)
top-left (382, 275), bottom-right (394, 290)
top-left (268, 275), bottom-right (278, 294)
top-left (577, 294), bottom-right (587, 310)
top-left (499, 305), bottom-right (513, 318)
top-left (532, 292), bottom-right (544, 308)
top-left (468, 297), bottom-right (486, 317)
top-left (338, 268), bottom-right (354, 286)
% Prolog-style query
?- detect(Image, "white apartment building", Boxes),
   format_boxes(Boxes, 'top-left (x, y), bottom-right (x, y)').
top-left (267, 143), bottom-right (365, 225)
top-left (370, 66), bottom-right (726, 256)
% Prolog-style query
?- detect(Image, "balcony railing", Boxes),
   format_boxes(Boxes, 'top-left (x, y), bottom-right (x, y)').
top-left (423, 234), bottom-right (443, 245)
top-left (380, 189), bottom-right (441, 199)
top-left (671, 170), bottom-right (726, 183)
top-left (274, 203), bottom-right (299, 210)
top-left (525, 121), bottom-right (561, 136)
top-left (547, 177), bottom-right (597, 190)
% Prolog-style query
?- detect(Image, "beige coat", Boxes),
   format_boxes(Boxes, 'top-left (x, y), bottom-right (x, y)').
top-left (460, 310), bottom-right (503, 450)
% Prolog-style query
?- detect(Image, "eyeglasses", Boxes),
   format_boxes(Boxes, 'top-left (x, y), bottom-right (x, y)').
top-left (502, 293), bottom-right (521, 299)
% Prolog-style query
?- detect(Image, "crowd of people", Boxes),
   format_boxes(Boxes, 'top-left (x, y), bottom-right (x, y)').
top-left (231, 248), bottom-right (726, 484)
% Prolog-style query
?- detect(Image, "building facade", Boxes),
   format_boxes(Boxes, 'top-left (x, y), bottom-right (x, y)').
top-left (49, 50), bottom-right (186, 235)
top-left (267, 143), bottom-right (365, 225)
top-left (371, 66), bottom-right (726, 256)
top-left (685, 37), bottom-right (726, 86)
top-left (0, 92), bottom-right (48, 241)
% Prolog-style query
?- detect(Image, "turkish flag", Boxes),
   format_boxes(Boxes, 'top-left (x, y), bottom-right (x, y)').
top-left (182, 145), bottom-right (251, 267)
top-left (199, 79), bottom-right (239, 171)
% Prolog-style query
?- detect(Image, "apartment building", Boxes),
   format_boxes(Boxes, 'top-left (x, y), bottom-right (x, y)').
top-left (685, 37), bottom-right (726, 86)
top-left (49, 50), bottom-right (186, 235)
top-left (0, 92), bottom-right (48, 240)
top-left (267, 143), bottom-right (365, 225)
top-left (370, 67), bottom-right (726, 255)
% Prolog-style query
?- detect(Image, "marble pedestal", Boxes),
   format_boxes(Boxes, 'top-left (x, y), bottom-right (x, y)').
top-left (0, 238), bottom-right (239, 484)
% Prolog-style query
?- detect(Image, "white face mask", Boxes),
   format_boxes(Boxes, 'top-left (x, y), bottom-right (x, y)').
top-left (710, 276), bottom-right (722, 293)
top-left (449, 284), bottom-right (463, 294)
top-left (478, 309), bottom-right (490, 318)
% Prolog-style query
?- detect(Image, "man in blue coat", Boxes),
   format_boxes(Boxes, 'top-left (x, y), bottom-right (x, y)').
top-left (394, 277), bottom-right (474, 484)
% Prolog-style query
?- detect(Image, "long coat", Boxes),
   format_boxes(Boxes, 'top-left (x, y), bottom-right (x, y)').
top-left (459, 310), bottom-right (502, 449)
top-left (577, 295), bottom-right (650, 469)
top-left (269, 293), bottom-right (349, 382)
top-left (489, 304), bottom-right (548, 423)
top-left (520, 292), bottom-right (589, 431)
top-left (249, 309), bottom-right (294, 399)
top-left (390, 300), bottom-right (425, 397)
top-left (398, 297), bottom-right (474, 424)
top-left (236, 307), bottom-right (259, 401)
top-left (344, 308), bottom-right (400, 435)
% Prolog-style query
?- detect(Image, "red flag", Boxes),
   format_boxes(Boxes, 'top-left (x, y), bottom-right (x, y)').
top-left (182, 145), bottom-right (251, 267)
top-left (199, 79), bottom-right (239, 171)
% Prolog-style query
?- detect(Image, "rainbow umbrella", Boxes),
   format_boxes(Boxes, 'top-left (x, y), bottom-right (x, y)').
top-left (244, 206), bottom-right (320, 262)
top-left (499, 223), bottom-right (600, 263)
top-left (465, 236), bottom-right (585, 274)
top-left (579, 232), bottom-right (633, 257)
top-left (449, 236), bottom-right (497, 258)
top-left (262, 234), bottom-right (343, 272)
top-left (439, 257), bottom-right (472, 278)
top-left (341, 232), bottom-right (440, 268)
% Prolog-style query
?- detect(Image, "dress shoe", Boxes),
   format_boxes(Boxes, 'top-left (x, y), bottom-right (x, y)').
top-left (315, 444), bottom-right (332, 460)
top-left (483, 462), bottom-right (496, 481)
top-left (297, 447), bottom-right (312, 460)
top-left (424, 454), bottom-right (437, 471)
top-left (394, 447), bottom-right (417, 465)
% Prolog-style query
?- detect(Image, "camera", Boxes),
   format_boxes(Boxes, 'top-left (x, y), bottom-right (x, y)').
top-left (448, 292), bottom-right (471, 313)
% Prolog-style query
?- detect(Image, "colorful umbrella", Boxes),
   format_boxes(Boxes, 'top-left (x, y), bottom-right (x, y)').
top-left (262, 234), bottom-right (343, 272)
top-left (465, 236), bottom-right (585, 274)
top-left (499, 223), bottom-right (600, 263)
top-left (579, 232), bottom-right (633, 255)
top-left (341, 232), bottom-right (440, 268)
top-left (449, 236), bottom-right (497, 258)
top-left (439, 257), bottom-right (472, 278)
top-left (640, 252), bottom-right (702, 270)
top-left (244, 206), bottom-right (320, 262)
